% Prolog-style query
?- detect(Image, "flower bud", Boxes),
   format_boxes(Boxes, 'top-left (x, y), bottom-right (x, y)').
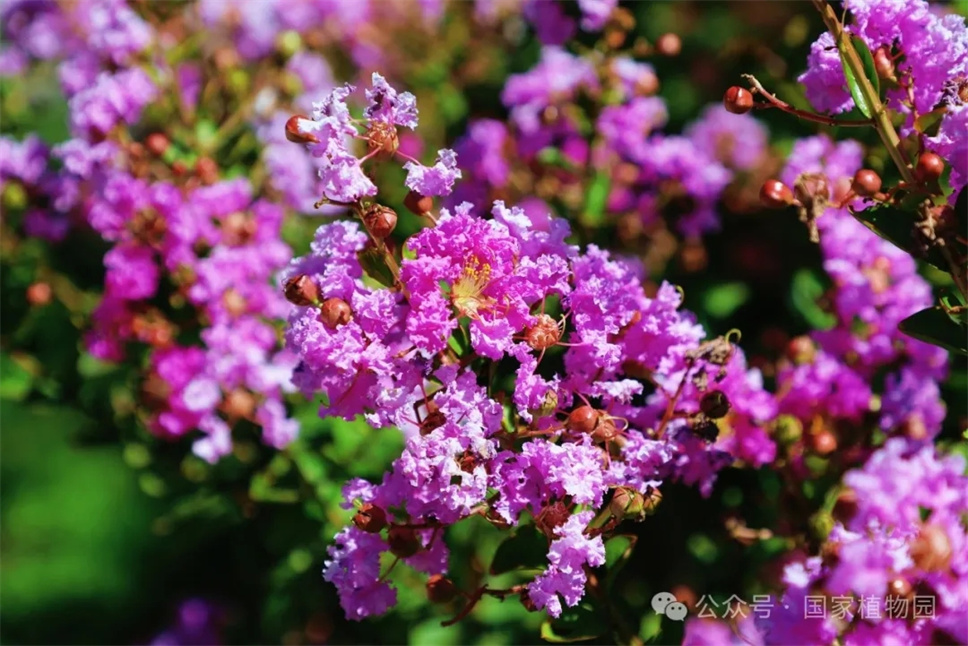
top-left (915, 152), bottom-right (945, 183)
top-left (404, 190), bottom-right (434, 216)
top-left (222, 288), bottom-right (248, 316)
top-left (387, 526), bottom-right (421, 558)
top-left (873, 46), bottom-right (896, 82)
top-left (609, 486), bottom-right (646, 519)
top-left (655, 33), bottom-right (681, 56)
top-left (760, 179), bottom-right (794, 209)
top-left (195, 156), bottom-right (219, 185)
top-left (567, 405), bottom-right (599, 434)
top-left (642, 486), bottom-right (663, 515)
top-left (723, 86), bottom-right (754, 114)
top-left (887, 576), bottom-right (913, 599)
top-left (145, 133), bottom-right (169, 156)
top-left (809, 429), bottom-right (837, 455)
top-left (319, 297), bottom-right (352, 329)
top-left (285, 115), bottom-right (319, 144)
top-left (591, 416), bottom-right (620, 443)
top-left (785, 335), bottom-right (816, 364)
top-left (283, 274), bottom-right (319, 306)
top-left (774, 415), bottom-right (803, 445)
top-left (362, 204), bottom-right (398, 239)
top-left (851, 169), bottom-right (882, 197)
top-left (353, 503), bottom-right (388, 533)
top-left (26, 282), bottom-right (52, 306)
top-left (426, 575), bottom-right (459, 603)
top-left (910, 523), bottom-right (952, 572)
top-left (699, 390), bottom-right (730, 419)
top-left (525, 314), bottom-right (561, 351)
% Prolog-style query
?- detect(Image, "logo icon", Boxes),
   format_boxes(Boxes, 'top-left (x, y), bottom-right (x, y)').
top-left (652, 591), bottom-right (688, 622)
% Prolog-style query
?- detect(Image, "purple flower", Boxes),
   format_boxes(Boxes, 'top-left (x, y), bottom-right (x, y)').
top-left (928, 102), bottom-right (968, 190)
top-left (104, 244), bottom-right (159, 300)
top-left (526, 511), bottom-right (605, 618)
top-left (323, 526), bottom-right (396, 621)
top-left (577, 0), bottom-right (617, 31)
top-left (364, 72), bottom-right (418, 129)
top-left (686, 104), bottom-right (769, 171)
top-left (404, 148), bottom-right (462, 196)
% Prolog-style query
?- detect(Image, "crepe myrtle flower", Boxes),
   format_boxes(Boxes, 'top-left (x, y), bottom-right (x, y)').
top-left (285, 74), bottom-right (459, 206)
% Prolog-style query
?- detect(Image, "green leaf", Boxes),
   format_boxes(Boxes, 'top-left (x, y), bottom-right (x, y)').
top-left (603, 534), bottom-right (637, 591)
top-left (540, 601), bottom-right (607, 643)
top-left (0, 352), bottom-right (34, 401)
top-left (899, 306), bottom-right (968, 356)
top-left (357, 246), bottom-right (397, 288)
top-left (790, 269), bottom-right (836, 330)
top-left (837, 36), bottom-right (879, 118)
top-left (490, 524), bottom-right (547, 575)
top-left (914, 107), bottom-right (946, 137)
top-left (582, 172), bottom-right (611, 227)
top-left (850, 203), bottom-right (948, 270)
top-left (604, 534), bottom-right (637, 570)
top-left (702, 282), bottom-right (751, 319)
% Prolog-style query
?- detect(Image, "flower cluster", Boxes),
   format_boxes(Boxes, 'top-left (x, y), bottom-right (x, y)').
top-left (775, 136), bottom-right (948, 449)
top-left (757, 439), bottom-right (968, 646)
top-left (451, 39), bottom-right (767, 245)
top-left (798, 0), bottom-right (968, 188)
top-left (279, 78), bottom-right (784, 621)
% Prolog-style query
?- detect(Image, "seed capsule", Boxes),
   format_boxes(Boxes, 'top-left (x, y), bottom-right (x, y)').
top-left (724, 86), bottom-right (754, 114)
top-left (283, 274), bottom-right (319, 307)
top-left (319, 297), bottom-right (352, 329)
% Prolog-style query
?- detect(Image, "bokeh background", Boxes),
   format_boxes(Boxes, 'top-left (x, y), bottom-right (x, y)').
top-left (2, 1), bottom-right (966, 644)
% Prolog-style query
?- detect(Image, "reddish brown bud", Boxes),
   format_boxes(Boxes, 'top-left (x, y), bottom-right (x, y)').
top-left (810, 429), bottom-right (837, 456)
top-left (404, 190), bottom-right (434, 216)
top-left (195, 157), bottom-right (219, 185)
top-left (724, 86), bottom-right (754, 115)
top-left (567, 405), bottom-right (599, 434)
top-left (887, 576), bottom-right (913, 599)
top-left (852, 169), bottom-right (882, 197)
top-left (285, 115), bottom-right (319, 144)
top-left (873, 46), bottom-right (896, 81)
top-left (760, 179), bottom-right (795, 209)
top-left (145, 133), bottom-right (169, 156)
top-left (362, 204), bottom-right (398, 239)
top-left (699, 390), bottom-right (730, 419)
top-left (387, 526), bottom-right (421, 558)
top-left (915, 152), bottom-right (945, 183)
top-left (319, 297), bottom-right (352, 329)
top-left (426, 575), bottom-right (459, 603)
top-left (353, 503), bottom-right (388, 533)
top-left (642, 486), bottom-right (663, 515)
top-left (26, 282), bottom-right (52, 306)
top-left (786, 335), bottom-right (816, 364)
top-left (655, 33), bottom-right (681, 56)
top-left (910, 523), bottom-right (952, 572)
top-left (525, 314), bottom-right (561, 351)
top-left (519, 589), bottom-right (538, 612)
top-left (171, 160), bottom-right (188, 177)
top-left (284, 274), bottom-right (319, 307)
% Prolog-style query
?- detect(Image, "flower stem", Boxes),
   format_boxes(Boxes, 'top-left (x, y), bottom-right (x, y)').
top-left (743, 74), bottom-right (871, 128)
top-left (811, 0), bottom-right (968, 300)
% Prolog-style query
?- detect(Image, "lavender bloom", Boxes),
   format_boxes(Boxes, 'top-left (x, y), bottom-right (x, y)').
top-left (404, 148), bottom-right (462, 197)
